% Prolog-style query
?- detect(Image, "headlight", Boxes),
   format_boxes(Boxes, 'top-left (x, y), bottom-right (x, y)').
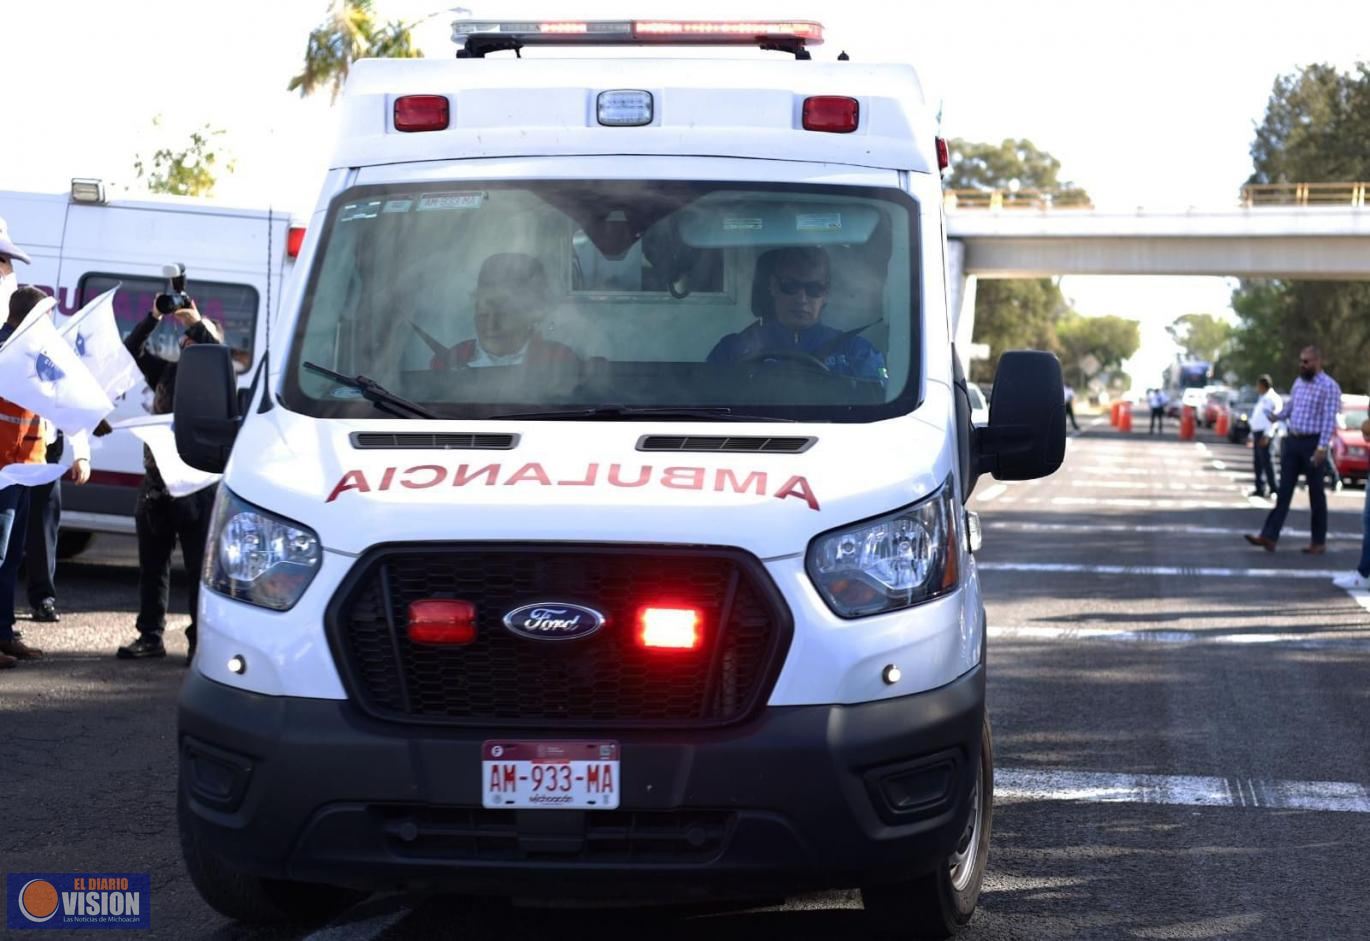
top-left (806, 478), bottom-right (960, 618)
top-left (204, 487), bottom-right (322, 611)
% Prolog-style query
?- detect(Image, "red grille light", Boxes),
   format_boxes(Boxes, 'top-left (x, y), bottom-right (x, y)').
top-left (408, 599), bottom-right (477, 645)
top-left (638, 607), bottom-right (702, 650)
top-left (394, 95), bottom-right (450, 132)
top-left (802, 96), bottom-right (859, 133)
top-left (286, 226), bottom-right (306, 259)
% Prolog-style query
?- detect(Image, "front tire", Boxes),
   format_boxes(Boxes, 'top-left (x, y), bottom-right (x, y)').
top-left (178, 789), bottom-right (363, 924)
top-left (862, 717), bottom-right (994, 939)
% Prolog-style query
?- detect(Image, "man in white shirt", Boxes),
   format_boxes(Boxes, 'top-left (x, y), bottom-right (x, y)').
top-left (1249, 374), bottom-right (1282, 498)
top-left (1147, 388), bottom-right (1167, 434)
top-left (1063, 384), bottom-right (1080, 431)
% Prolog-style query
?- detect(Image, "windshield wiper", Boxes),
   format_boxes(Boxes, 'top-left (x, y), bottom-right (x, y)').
top-left (490, 406), bottom-right (795, 423)
top-left (302, 362), bottom-right (439, 420)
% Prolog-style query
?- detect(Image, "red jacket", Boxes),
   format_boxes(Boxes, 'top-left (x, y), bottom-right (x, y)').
top-left (431, 336), bottom-right (580, 371)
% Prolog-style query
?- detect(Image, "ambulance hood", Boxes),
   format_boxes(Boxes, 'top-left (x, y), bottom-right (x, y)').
top-left (225, 390), bottom-right (956, 560)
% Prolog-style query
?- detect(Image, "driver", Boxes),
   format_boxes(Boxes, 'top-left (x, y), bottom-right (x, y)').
top-left (706, 246), bottom-right (885, 381)
top-left (430, 253), bottom-right (579, 370)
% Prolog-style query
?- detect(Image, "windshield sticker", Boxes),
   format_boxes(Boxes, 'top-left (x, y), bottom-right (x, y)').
top-left (796, 212), bottom-right (842, 232)
top-left (382, 199), bottom-right (414, 214)
top-left (339, 200), bottom-right (383, 222)
top-left (417, 192), bottom-right (486, 212)
top-left (328, 387), bottom-right (365, 399)
top-left (722, 217), bottom-right (763, 231)
top-left (324, 462), bottom-right (820, 511)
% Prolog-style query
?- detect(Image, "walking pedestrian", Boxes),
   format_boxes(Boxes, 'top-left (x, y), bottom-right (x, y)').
top-left (1248, 375), bottom-right (1281, 499)
top-left (1064, 383), bottom-right (1080, 432)
top-left (1332, 416), bottom-right (1370, 591)
top-left (1, 286), bottom-right (94, 665)
top-left (114, 298), bottom-right (221, 663)
top-left (25, 420), bottom-right (91, 622)
top-left (1245, 347), bottom-right (1340, 554)
top-left (1148, 388), bottom-right (1167, 434)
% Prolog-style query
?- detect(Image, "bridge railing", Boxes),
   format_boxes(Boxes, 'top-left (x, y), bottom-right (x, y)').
top-left (1240, 182), bottom-right (1368, 207)
top-left (943, 188), bottom-right (1094, 211)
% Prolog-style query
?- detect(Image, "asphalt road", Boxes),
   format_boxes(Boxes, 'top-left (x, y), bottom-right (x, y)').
top-left (3, 412), bottom-right (1368, 939)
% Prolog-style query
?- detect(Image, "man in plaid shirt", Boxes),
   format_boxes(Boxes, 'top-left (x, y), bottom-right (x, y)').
top-left (1246, 346), bottom-right (1341, 554)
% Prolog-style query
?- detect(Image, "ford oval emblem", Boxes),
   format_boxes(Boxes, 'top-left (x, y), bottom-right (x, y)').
top-left (503, 603), bottom-right (606, 641)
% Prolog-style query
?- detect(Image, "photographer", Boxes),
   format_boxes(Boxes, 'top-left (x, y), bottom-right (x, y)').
top-left (113, 292), bottom-right (221, 663)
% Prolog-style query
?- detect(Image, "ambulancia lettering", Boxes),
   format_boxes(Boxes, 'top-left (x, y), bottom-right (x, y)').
top-left (503, 603), bottom-right (606, 641)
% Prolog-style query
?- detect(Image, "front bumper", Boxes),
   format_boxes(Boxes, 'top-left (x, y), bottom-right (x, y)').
top-left (178, 664), bottom-right (985, 901)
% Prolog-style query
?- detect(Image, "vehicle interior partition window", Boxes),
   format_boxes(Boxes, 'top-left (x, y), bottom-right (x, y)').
top-left (285, 181), bottom-right (920, 423)
top-left (78, 274), bottom-right (259, 375)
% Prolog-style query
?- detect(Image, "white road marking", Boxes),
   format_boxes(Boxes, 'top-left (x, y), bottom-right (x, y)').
top-left (985, 521), bottom-right (1363, 542)
top-left (996, 768), bottom-right (1370, 814)
top-left (978, 562), bottom-right (1342, 580)
top-left (1058, 479), bottom-right (1237, 493)
top-left (303, 909), bottom-right (410, 941)
top-left (976, 483), bottom-right (1007, 502)
top-left (1050, 496), bottom-right (1253, 510)
top-left (1343, 587), bottom-right (1370, 615)
top-left (989, 624), bottom-right (1370, 649)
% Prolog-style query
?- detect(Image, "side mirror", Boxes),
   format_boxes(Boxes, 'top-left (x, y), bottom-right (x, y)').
top-left (174, 345), bottom-right (241, 473)
top-left (974, 350), bottom-right (1066, 481)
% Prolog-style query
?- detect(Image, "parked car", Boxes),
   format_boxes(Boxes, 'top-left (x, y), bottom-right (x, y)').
top-left (1228, 392), bottom-right (1261, 443)
top-left (1202, 387), bottom-right (1236, 428)
top-left (967, 381), bottom-right (989, 425)
top-left (1330, 394), bottom-right (1370, 487)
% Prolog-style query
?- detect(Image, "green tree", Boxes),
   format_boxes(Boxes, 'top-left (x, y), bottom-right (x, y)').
top-left (133, 117), bottom-right (235, 197)
top-left (1230, 62), bottom-right (1370, 393)
top-left (289, 0), bottom-right (424, 101)
top-left (1167, 313), bottom-right (1234, 365)
top-left (1056, 314), bottom-right (1140, 389)
top-left (946, 138), bottom-right (1090, 382)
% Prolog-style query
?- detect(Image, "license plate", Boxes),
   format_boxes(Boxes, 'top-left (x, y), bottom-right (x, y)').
top-left (482, 740), bottom-right (620, 809)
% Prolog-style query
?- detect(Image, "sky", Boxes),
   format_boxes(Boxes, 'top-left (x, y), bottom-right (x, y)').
top-left (3, 0), bottom-right (1368, 388)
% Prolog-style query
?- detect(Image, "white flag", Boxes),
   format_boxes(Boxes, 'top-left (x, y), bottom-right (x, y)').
top-left (113, 415), bottom-right (220, 498)
top-left (0, 297), bottom-right (114, 435)
top-left (59, 286), bottom-right (142, 401)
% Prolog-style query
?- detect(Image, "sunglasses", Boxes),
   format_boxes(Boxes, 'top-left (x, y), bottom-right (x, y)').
top-left (775, 277), bottom-right (829, 299)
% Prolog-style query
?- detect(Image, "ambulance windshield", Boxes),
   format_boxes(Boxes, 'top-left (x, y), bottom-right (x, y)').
top-left (284, 181), bottom-right (920, 422)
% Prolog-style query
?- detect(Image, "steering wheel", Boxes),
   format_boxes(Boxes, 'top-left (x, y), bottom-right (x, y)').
top-left (737, 349), bottom-right (832, 374)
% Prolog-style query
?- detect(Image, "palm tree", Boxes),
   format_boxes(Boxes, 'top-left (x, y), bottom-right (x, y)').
top-left (289, 0), bottom-right (424, 101)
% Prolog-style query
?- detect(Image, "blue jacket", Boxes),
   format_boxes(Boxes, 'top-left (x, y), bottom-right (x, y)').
top-left (706, 319), bottom-right (886, 382)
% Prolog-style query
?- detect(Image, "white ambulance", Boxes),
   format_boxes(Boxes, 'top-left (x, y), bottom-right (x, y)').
top-left (0, 184), bottom-right (298, 552)
top-left (172, 20), bottom-right (1064, 937)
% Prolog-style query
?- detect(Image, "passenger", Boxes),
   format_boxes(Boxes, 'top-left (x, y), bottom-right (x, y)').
top-left (707, 246), bottom-right (885, 381)
top-left (430, 253), bottom-right (579, 370)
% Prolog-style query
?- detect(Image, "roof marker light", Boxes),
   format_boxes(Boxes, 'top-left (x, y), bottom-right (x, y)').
top-left (286, 226), bottom-right (306, 259)
top-left (598, 90), bottom-right (653, 127)
top-left (394, 95), bottom-right (450, 133)
top-left (936, 137), bottom-right (951, 172)
top-left (802, 96), bottom-right (859, 133)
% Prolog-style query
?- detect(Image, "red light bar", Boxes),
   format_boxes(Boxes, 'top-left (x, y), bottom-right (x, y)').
top-left (453, 19), bottom-right (823, 57)
top-left (286, 226), bottom-right (306, 259)
top-left (394, 95), bottom-right (450, 133)
top-left (638, 607), bottom-right (702, 650)
top-left (633, 20), bottom-right (823, 43)
top-left (803, 96), bottom-right (859, 133)
top-left (935, 137), bottom-right (950, 172)
top-left (408, 599), bottom-right (477, 645)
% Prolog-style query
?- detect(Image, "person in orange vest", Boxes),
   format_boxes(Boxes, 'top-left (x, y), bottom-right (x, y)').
top-left (0, 286), bottom-right (92, 666)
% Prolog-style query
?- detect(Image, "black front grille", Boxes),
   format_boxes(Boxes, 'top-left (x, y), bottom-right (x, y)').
top-left (350, 432), bottom-right (518, 450)
top-left (637, 435), bottom-right (815, 453)
top-left (329, 545), bottom-right (790, 728)
top-left (376, 807), bottom-right (735, 864)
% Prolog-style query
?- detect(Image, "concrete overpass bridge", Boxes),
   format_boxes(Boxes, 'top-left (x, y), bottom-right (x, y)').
top-left (944, 183), bottom-right (1370, 372)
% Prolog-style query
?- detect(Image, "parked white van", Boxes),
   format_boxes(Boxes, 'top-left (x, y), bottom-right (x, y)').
top-left (0, 184), bottom-right (296, 553)
top-left (172, 20), bottom-right (1064, 938)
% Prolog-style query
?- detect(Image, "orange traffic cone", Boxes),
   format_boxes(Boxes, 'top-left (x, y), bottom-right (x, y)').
top-left (1179, 406), bottom-right (1196, 441)
top-left (1216, 409), bottom-right (1229, 437)
top-left (1110, 402), bottom-right (1122, 426)
top-left (1119, 406), bottom-right (1133, 433)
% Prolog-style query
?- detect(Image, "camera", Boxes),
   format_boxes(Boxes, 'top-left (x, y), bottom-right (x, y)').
top-left (154, 262), bottom-right (192, 316)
